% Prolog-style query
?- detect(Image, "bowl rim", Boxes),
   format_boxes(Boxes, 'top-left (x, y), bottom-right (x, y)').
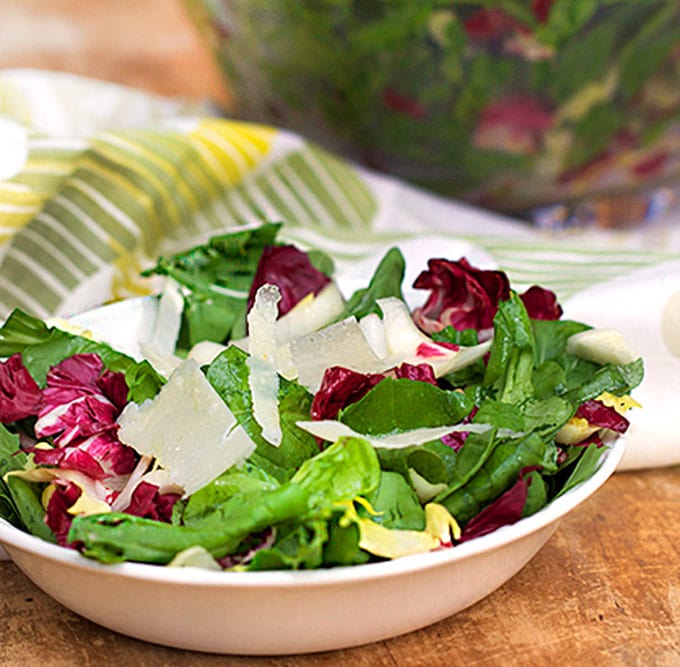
top-left (0, 435), bottom-right (625, 589)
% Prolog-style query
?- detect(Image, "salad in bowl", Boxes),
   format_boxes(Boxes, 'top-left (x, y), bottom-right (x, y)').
top-left (0, 222), bottom-right (642, 573)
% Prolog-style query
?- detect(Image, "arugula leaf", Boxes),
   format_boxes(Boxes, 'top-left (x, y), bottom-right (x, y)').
top-left (531, 319), bottom-right (590, 365)
top-left (520, 395), bottom-right (575, 440)
top-left (0, 427), bottom-right (54, 541)
top-left (521, 470), bottom-right (548, 518)
top-left (5, 475), bottom-right (56, 543)
top-left (69, 484), bottom-right (310, 564)
top-left (245, 520), bottom-right (328, 571)
top-left (322, 516), bottom-right (370, 567)
top-left (181, 464), bottom-right (280, 528)
top-left (563, 358), bottom-right (644, 405)
top-left (69, 437), bottom-right (379, 565)
top-left (483, 293), bottom-right (535, 405)
top-left (205, 346), bottom-right (318, 480)
top-left (0, 309), bottom-right (164, 403)
top-left (444, 401), bottom-right (525, 493)
top-left (555, 442), bottom-right (607, 499)
top-left (339, 376), bottom-right (473, 435)
top-left (143, 222), bottom-right (282, 348)
top-left (436, 432), bottom-right (558, 525)
top-left (0, 425), bottom-right (28, 528)
top-left (364, 471), bottom-right (424, 531)
top-left (532, 360), bottom-right (567, 400)
top-left (337, 247), bottom-right (405, 321)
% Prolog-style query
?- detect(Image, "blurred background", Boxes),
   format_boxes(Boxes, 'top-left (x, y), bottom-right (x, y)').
top-left (1, 0), bottom-right (231, 108)
top-left (3, 0), bottom-right (680, 231)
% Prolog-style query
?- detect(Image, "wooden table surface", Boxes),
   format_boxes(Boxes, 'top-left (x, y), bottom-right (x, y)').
top-left (1, 2), bottom-right (679, 665)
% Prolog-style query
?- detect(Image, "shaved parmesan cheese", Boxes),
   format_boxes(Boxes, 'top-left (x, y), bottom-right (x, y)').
top-left (275, 282), bottom-right (345, 343)
top-left (377, 297), bottom-right (492, 375)
top-left (168, 546), bottom-right (222, 570)
top-left (285, 298), bottom-right (491, 391)
top-left (358, 312), bottom-right (388, 359)
top-left (136, 280), bottom-right (186, 377)
top-left (290, 318), bottom-right (386, 392)
top-left (149, 278), bottom-right (184, 356)
top-left (138, 344), bottom-right (182, 378)
top-left (117, 359), bottom-right (256, 495)
top-left (296, 419), bottom-right (493, 449)
top-left (567, 328), bottom-right (637, 365)
top-left (188, 340), bottom-right (228, 366)
top-left (110, 454), bottom-right (154, 512)
top-left (247, 284), bottom-right (283, 446)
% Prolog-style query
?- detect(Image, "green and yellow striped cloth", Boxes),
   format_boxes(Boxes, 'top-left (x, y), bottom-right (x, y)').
top-left (1, 69), bottom-right (679, 320)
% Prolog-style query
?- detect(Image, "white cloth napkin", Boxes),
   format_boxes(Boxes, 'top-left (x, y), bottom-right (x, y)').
top-left (564, 260), bottom-right (680, 470)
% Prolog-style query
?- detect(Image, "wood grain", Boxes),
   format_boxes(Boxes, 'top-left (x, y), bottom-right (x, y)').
top-left (0, 2), bottom-right (678, 664)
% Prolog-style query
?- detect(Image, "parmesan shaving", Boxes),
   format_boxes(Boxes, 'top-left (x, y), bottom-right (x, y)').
top-left (274, 282), bottom-right (345, 343)
top-left (289, 318), bottom-right (386, 392)
top-left (117, 359), bottom-right (256, 495)
top-left (566, 328), bottom-right (637, 365)
top-left (247, 284), bottom-right (283, 446)
top-left (296, 419), bottom-right (495, 449)
top-left (377, 297), bottom-right (492, 375)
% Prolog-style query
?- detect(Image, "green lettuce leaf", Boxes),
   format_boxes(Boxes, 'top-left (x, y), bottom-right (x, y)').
top-left (142, 222), bottom-right (282, 348)
top-left (340, 376), bottom-right (473, 435)
top-left (0, 309), bottom-right (164, 403)
top-left (206, 346), bottom-right (319, 480)
top-left (337, 246), bottom-right (405, 321)
top-left (68, 437), bottom-right (380, 565)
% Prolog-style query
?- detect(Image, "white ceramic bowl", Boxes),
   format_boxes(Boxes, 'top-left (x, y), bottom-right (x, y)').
top-left (0, 435), bottom-right (624, 655)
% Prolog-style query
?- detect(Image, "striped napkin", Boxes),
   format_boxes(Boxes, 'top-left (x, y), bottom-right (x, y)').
top-left (1, 68), bottom-right (679, 470)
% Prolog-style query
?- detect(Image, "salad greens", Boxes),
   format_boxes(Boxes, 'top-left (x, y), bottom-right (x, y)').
top-left (187, 1), bottom-right (680, 225)
top-left (0, 223), bottom-right (643, 570)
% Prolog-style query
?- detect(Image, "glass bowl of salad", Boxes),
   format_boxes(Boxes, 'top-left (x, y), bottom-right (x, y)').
top-left (184, 1), bottom-right (680, 229)
top-left (0, 226), bottom-right (642, 653)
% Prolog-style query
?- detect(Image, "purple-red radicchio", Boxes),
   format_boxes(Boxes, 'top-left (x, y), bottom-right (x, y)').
top-left (459, 467), bottom-right (539, 542)
top-left (0, 353), bottom-right (43, 423)
top-left (247, 245), bottom-right (331, 318)
top-left (412, 257), bottom-right (511, 334)
top-left (412, 258), bottom-right (562, 334)
top-left (311, 363), bottom-right (437, 422)
top-left (32, 354), bottom-right (137, 481)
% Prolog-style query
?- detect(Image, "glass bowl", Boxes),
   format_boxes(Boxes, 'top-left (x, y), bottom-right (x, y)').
top-left (185, 1), bottom-right (680, 229)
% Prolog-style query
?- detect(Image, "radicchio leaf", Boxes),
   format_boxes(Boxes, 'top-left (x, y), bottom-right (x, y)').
top-left (311, 363), bottom-right (438, 422)
top-left (459, 467), bottom-right (537, 542)
top-left (34, 353), bottom-right (137, 482)
top-left (45, 480), bottom-right (81, 547)
top-left (394, 363), bottom-right (438, 385)
top-left (576, 399), bottom-right (629, 434)
top-left (441, 406), bottom-right (479, 452)
top-left (0, 353), bottom-right (42, 423)
top-left (412, 257), bottom-right (510, 334)
top-left (247, 245), bottom-right (331, 318)
top-left (32, 446), bottom-right (107, 480)
top-left (36, 395), bottom-right (118, 446)
top-left (124, 480), bottom-right (180, 523)
top-left (520, 285), bottom-right (563, 320)
top-left (96, 369), bottom-right (130, 409)
top-left (311, 366), bottom-right (384, 421)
